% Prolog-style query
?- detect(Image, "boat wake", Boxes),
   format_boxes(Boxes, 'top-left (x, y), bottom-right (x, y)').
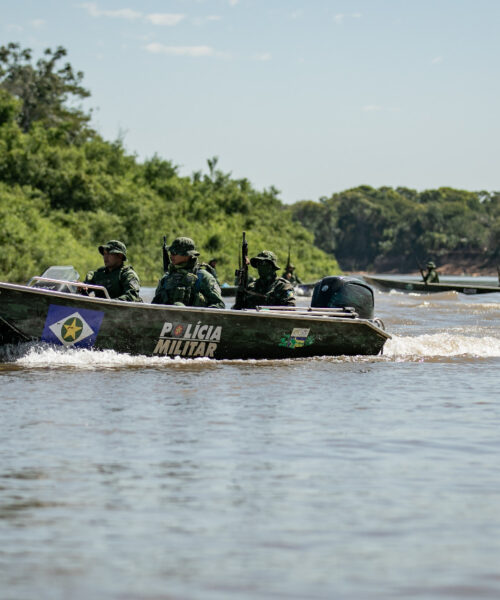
top-left (2, 330), bottom-right (499, 370)
top-left (384, 332), bottom-right (500, 359)
top-left (1, 342), bottom-right (213, 370)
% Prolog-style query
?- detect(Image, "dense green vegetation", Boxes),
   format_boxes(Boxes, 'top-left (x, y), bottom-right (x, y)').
top-left (1, 43), bottom-right (498, 285)
top-left (290, 186), bottom-right (500, 272)
top-left (0, 43), bottom-right (338, 284)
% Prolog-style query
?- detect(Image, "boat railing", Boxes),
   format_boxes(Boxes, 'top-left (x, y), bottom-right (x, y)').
top-left (255, 306), bottom-right (359, 319)
top-left (27, 277), bottom-right (111, 299)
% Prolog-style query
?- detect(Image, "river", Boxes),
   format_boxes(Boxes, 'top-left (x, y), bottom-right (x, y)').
top-left (1, 277), bottom-right (500, 600)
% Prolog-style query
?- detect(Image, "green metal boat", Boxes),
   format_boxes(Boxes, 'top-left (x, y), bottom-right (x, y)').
top-left (0, 271), bottom-right (390, 359)
top-left (363, 275), bottom-right (500, 295)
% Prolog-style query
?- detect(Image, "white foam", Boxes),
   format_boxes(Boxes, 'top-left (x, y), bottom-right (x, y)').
top-left (384, 333), bottom-right (500, 358)
top-left (5, 330), bottom-right (500, 369)
top-left (11, 344), bottom-right (212, 369)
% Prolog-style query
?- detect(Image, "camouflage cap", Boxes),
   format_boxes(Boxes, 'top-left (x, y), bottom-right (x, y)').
top-left (427, 261), bottom-right (436, 268)
top-left (99, 240), bottom-right (127, 259)
top-left (168, 237), bottom-right (200, 257)
top-left (250, 250), bottom-right (280, 270)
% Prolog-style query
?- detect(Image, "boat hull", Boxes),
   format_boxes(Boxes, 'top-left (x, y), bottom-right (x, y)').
top-left (0, 282), bottom-right (389, 359)
top-left (363, 275), bottom-right (500, 295)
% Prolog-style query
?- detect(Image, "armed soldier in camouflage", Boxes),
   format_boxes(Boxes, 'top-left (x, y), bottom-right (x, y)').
top-left (83, 240), bottom-right (142, 302)
top-left (423, 261), bottom-right (440, 284)
top-left (233, 250), bottom-right (296, 309)
top-left (151, 237), bottom-right (225, 308)
top-left (282, 263), bottom-right (302, 285)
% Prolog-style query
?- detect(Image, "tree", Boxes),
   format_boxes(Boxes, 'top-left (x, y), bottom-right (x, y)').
top-left (0, 43), bottom-right (92, 139)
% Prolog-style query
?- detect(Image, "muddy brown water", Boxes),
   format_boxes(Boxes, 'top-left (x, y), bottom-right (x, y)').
top-left (1, 278), bottom-right (499, 599)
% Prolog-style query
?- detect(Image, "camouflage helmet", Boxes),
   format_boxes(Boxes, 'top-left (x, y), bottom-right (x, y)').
top-left (285, 263), bottom-right (295, 271)
top-left (250, 250), bottom-right (280, 270)
top-left (427, 261), bottom-right (436, 268)
top-left (168, 237), bottom-right (200, 257)
top-left (99, 240), bottom-right (127, 259)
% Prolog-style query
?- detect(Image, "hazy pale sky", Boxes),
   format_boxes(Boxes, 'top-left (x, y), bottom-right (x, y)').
top-left (2, 0), bottom-right (499, 203)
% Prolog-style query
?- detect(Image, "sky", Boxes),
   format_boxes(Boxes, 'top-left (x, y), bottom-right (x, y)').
top-left (1, 0), bottom-right (500, 204)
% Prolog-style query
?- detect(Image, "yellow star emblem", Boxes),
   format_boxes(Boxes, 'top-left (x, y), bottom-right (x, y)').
top-left (62, 317), bottom-right (83, 341)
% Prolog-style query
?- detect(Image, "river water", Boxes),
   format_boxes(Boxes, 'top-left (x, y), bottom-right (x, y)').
top-left (1, 277), bottom-right (500, 600)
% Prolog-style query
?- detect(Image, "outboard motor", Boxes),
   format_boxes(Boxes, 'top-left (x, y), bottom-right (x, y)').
top-left (311, 276), bottom-right (374, 319)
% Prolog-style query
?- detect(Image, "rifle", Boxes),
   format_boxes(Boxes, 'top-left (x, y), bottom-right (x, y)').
top-left (234, 232), bottom-right (249, 306)
top-left (286, 245), bottom-right (291, 272)
top-left (412, 250), bottom-right (426, 282)
top-left (162, 236), bottom-right (170, 273)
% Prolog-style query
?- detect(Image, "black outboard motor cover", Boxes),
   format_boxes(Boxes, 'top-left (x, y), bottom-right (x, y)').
top-left (311, 276), bottom-right (374, 319)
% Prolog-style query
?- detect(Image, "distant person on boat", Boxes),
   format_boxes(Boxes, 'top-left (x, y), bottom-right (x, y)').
top-left (282, 263), bottom-right (302, 285)
top-left (423, 261), bottom-right (440, 284)
top-left (152, 237), bottom-right (225, 308)
top-left (82, 240), bottom-right (143, 302)
top-left (233, 250), bottom-right (296, 309)
top-left (201, 258), bottom-right (220, 284)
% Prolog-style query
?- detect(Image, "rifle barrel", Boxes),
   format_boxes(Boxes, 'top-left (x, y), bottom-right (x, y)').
top-left (162, 236), bottom-right (170, 272)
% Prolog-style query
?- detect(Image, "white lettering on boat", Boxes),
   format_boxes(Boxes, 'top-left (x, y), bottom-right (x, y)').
top-left (159, 322), bottom-right (173, 337)
top-left (154, 321), bottom-right (222, 358)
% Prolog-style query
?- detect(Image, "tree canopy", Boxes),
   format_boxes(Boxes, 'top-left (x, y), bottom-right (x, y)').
top-left (0, 42), bottom-right (92, 139)
top-left (290, 186), bottom-right (500, 272)
top-left (1, 43), bottom-right (498, 284)
top-left (0, 45), bottom-right (338, 284)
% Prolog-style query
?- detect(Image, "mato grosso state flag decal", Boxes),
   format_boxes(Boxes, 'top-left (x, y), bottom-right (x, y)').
top-left (41, 305), bottom-right (104, 348)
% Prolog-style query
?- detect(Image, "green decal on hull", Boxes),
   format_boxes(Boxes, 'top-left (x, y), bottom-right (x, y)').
top-left (279, 328), bottom-right (315, 349)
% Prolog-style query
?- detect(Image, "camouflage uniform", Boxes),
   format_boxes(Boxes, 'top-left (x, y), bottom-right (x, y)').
top-left (207, 259), bottom-right (219, 281)
top-left (423, 261), bottom-right (440, 284)
top-left (152, 237), bottom-right (225, 308)
top-left (200, 260), bottom-right (220, 285)
top-left (84, 240), bottom-right (142, 302)
top-left (234, 250), bottom-right (296, 309)
top-left (282, 264), bottom-right (302, 285)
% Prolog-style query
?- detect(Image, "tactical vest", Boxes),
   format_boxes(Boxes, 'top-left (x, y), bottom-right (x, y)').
top-left (157, 268), bottom-right (206, 306)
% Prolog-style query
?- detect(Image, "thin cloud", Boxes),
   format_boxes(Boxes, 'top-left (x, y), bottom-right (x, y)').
top-left (192, 15), bottom-right (222, 26)
top-left (145, 43), bottom-right (216, 57)
top-left (431, 56), bottom-right (443, 64)
top-left (229, 0), bottom-right (239, 6)
top-left (30, 19), bottom-right (46, 28)
top-left (145, 13), bottom-right (185, 26)
top-left (80, 3), bottom-right (142, 20)
top-left (124, 32), bottom-right (156, 42)
top-left (333, 13), bottom-right (362, 25)
top-left (253, 52), bottom-right (271, 61)
top-left (80, 3), bottom-right (184, 26)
